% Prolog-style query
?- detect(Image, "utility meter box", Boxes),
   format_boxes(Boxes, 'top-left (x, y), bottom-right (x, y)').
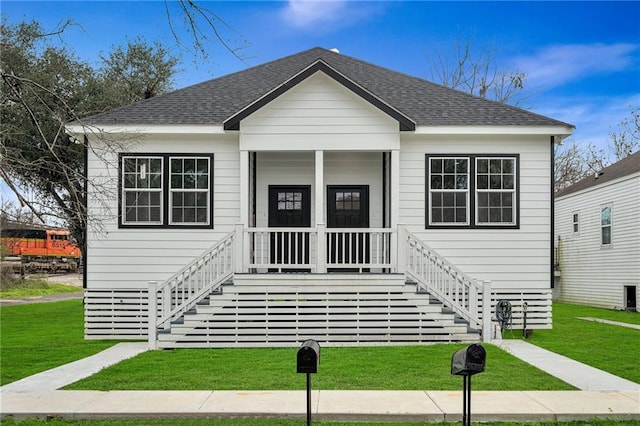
top-left (451, 344), bottom-right (486, 376)
top-left (297, 339), bottom-right (320, 374)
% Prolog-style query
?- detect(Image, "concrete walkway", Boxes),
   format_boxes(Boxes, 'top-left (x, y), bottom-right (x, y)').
top-left (1, 340), bottom-right (639, 422)
top-left (496, 340), bottom-right (640, 392)
top-left (0, 343), bottom-right (149, 393)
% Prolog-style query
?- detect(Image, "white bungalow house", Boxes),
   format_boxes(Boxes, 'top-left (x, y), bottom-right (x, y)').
top-left (68, 47), bottom-right (574, 348)
top-left (554, 150), bottom-right (640, 311)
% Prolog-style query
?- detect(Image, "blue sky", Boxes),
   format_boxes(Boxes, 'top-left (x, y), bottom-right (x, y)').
top-left (2, 1), bottom-right (640, 149)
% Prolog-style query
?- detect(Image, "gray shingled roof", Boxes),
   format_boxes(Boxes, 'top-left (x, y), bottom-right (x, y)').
top-left (81, 47), bottom-right (574, 128)
top-left (555, 150), bottom-right (640, 198)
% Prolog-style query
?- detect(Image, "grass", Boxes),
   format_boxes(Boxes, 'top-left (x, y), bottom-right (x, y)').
top-left (1, 420), bottom-right (638, 426)
top-left (504, 302), bottom-right (640, 383)
top-left (2, 299), bottom-right (638, 391)
top-left (64, 344), bottom-right (574, 391)
top-left (0, 273), bottom-right (81, 299)
top-left (0, 299), bottom-right (115, 386)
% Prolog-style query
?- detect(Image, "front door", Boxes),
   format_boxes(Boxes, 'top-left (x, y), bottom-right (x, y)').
top-left (327, 185), bottom-right (370, 270)
top-left (268, 185), bottom-right (311, 271)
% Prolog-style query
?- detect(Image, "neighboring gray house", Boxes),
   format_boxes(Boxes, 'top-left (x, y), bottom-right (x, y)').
top-left (68, 48), bottom-right (574, 348)
top-left (554, 150), bottom-right (640, 311)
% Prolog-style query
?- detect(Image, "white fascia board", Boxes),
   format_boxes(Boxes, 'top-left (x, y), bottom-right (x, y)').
top-left (65, 124), bottom-right (226, 137)
top-left (414, 125), bottom-right (574, 137)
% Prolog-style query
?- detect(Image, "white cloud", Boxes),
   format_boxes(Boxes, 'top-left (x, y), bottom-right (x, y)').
top-left (538, 93), bottom-right (640, 154)
top-left (512, 43), bottom-right (640, 91)
top-left (280, 0), bottom-right (349, 28)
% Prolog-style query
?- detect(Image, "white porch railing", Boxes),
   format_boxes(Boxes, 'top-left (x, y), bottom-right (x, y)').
top-left (148, 225), bottom-right (493, 348)
top-left (148, 231), bottom-right (235, 349)
top-left (405, 230), bottom-right (492, 341)
top-left (326, 228), bottom-right (395, 271)
top-left (244, 226), bottom-right (396, 273)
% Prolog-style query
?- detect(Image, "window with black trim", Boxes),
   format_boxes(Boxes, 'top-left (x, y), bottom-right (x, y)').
top-left (426, 154), bottom-right (519, 228)
top-left (120, 154), bottom-right (213, 228)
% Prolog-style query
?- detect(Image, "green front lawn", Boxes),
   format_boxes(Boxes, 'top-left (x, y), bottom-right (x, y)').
top-left (0, 300), bottom-right (115, 385)
top-left (64, 343), bottom-right (573, 391)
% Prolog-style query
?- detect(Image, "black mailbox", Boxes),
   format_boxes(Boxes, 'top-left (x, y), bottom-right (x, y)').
top-left (451, 344), bottom-right (486, 376)
top-left (297, 339), bottom-right (320, 374)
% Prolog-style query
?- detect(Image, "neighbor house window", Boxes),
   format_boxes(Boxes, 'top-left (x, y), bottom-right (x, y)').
top-left (426, 154), bottom-right (518, 228)
top-left (600, 204), bottom-right (612, 245)
top-left (120, 154), bottom-right (213, 228)
top-left (572, 212), bottom-right (579, 234)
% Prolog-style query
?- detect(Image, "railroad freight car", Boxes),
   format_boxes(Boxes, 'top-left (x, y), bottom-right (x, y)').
top-left (0, 228), bottom-right (81, 272)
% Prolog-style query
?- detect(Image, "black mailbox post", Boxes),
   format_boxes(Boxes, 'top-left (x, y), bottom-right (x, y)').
top-left (451, 344), bottom-right (486, 426)
top-left (297, 339), bottom-right (320, 426)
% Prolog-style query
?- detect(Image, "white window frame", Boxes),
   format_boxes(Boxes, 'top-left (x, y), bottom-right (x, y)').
top-left (168, 156), bottom-right (211, 226)
top-left (120, 154), bottom-right (213, 228)
top-left (572, 211), bottom-right (580, 234)
top-left (600, 203), bottom-right (612, 246)
top-left (427, 157), bottom-right (470, 226)
top-left (121, 156), bottom-right (164, 225)
top-left (475, 157), bottom-right (517, 226)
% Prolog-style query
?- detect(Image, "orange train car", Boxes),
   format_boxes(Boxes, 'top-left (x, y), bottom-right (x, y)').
top-left (0, 228), bottom-right (81, 272)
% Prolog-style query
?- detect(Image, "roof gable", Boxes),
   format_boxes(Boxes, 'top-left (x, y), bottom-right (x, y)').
top-left (80, 47), bottom-right (575, 130)
top-left (224, 60), bottom-right (415, 131)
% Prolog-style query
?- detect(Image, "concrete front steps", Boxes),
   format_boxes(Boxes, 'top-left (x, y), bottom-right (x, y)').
top-left (157, 274), bottom-right (481, 348)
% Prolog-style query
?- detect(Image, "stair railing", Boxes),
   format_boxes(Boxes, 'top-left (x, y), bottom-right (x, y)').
top-left (404, 230), bottom-right (492, 340)
top-left (148, 231), bottom-right (235, 348)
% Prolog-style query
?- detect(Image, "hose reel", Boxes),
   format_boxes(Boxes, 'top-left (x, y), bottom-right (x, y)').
top-left (495, 299), bottom-right (512, 334)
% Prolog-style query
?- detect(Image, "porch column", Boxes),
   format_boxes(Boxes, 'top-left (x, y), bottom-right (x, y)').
top-left (390, 149), bottom-right (400, 228)
top-left (390, 150), bottom-right (401, 272)
top-left (315, 150), bottom-right (326, 273)
top-left (239, 150), bottom-right (250, 272)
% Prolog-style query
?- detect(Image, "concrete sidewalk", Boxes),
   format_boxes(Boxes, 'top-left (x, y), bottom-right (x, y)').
top-left (1, 341), bottom-right (639, 422)
top-left (2, 389), bottom-right (639, 422)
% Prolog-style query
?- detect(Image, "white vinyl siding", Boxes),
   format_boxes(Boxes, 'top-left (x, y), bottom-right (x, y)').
top-left (400, 134), bottom-right (552, 292)
top-left (240, 72), bottom-right (399, 152)
top-left (554, 174), bottom-right (640, 310)
top-left (86, 134), bottom-right (239, 289)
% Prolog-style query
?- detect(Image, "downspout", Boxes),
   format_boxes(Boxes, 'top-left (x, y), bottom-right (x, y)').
top-left (83, 134), bottom-right (88, 290)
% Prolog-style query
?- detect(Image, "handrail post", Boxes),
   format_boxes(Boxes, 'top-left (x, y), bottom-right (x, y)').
top-left (234, 223), bottom-right (244, 273)
top-left (148, 281), bottom-right (158, 350)
top-left (316, 223), bottom-right (326, 273)
top-left (469, 278), bottom-right (479, 319)
top-left (395, 224), bottom-right (406, 273)
top-left (482, 280), bottom-right (492, 343)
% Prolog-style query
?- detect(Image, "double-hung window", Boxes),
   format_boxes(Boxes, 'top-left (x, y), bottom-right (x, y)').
top-left (428, 157), bottom-right (469, 225)
top-left (476, 157), bottom-right (516, 225)
top-left (572, 212), bottom-right (580, 234)
top-left (600, 204), bottom-right (612, 245)
top-left (120, 154), bottom-right (213, 228)
top-left (427, 154), bottom-right (518, 228)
